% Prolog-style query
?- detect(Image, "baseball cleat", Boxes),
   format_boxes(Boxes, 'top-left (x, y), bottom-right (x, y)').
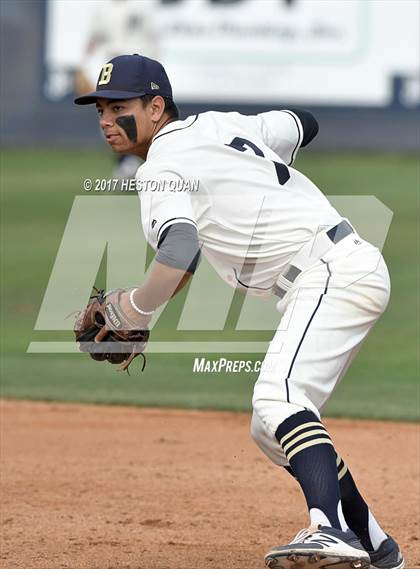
top-left (265, 525), bottom-right (371, 569)
top-left (368, 535), bottom-right (405, 569)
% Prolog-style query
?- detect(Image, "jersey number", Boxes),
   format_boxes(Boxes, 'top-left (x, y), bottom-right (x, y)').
top-left (226, 136), bottom-right (290, 185)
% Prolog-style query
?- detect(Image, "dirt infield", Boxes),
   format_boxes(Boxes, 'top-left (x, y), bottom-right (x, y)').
top-left (1, 400), bottom-right (419, 569)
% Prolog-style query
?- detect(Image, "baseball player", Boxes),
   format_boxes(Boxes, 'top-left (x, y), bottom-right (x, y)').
top-left (75, 55), bottom-right (405, 569)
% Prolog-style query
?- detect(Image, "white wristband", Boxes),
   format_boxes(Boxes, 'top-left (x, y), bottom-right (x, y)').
top-left (129, 288), bottom-right (155, 316)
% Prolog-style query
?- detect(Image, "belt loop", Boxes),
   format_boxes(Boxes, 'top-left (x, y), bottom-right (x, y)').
top-left (273, 220), bottom-right (354, 299)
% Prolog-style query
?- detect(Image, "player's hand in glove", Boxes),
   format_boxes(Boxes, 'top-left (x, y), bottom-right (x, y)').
top-left (74, 287), bottom-right (151, 372)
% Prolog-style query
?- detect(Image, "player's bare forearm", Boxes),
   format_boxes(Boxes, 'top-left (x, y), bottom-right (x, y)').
top-left (134, 260), bottom-right (192, 310)
top-left (114, 260), bottom-right (192, 330)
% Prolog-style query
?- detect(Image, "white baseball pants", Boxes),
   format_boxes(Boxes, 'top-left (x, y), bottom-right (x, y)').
top-left (251, 236), bottom-right (391, 466)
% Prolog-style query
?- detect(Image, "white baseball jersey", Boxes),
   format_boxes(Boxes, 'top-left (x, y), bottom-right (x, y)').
top-left (137, 110), bottom-right (343, 294)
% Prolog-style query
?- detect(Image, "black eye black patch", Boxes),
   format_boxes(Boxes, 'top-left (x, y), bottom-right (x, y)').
top-left (116, 115), bottom-right (138, 143)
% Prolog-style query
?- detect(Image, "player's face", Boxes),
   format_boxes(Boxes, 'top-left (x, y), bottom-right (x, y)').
top-left (96, 97), bottom-right (164, 158)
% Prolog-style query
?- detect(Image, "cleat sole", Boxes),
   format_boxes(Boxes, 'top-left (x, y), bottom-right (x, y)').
top-left (265, 552), bottom-right (371, 569)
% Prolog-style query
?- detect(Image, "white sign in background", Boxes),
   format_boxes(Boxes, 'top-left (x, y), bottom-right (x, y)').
top-left (46, 0), bottom-right (419, 106)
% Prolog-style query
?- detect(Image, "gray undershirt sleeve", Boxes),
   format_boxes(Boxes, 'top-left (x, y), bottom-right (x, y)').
top-left (156, 222), bottom-right (201, 273)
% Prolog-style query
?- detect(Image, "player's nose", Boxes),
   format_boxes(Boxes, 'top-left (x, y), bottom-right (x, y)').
top-left (99, 112), bottom-right (113, 129)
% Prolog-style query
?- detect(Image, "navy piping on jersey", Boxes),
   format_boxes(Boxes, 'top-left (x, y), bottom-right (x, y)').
top-left (157, 217), bottom-right (197, 242)
top-left (280, 110), bottom-right (303, 166)
top-left (284, 259), bottom-right (331, 402)
top-left (233, 268), bottom-right (273, 292)
top-left (152, 114), bottom-right (199, 143)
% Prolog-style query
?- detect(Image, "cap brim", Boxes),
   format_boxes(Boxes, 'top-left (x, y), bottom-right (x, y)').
top-left (74, 90), bottom-right (146, 105)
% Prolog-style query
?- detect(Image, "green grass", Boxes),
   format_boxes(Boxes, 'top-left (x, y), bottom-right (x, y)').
top-left (1, 149), bottom-right (419, 420)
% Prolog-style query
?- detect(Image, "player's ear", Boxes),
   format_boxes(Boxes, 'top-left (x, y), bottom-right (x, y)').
top-left (149, 96), bottom-right (166, 123)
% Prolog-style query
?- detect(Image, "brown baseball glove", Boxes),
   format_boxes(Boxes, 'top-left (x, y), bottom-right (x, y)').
top-left (74, 288), bottom-right (149, 372)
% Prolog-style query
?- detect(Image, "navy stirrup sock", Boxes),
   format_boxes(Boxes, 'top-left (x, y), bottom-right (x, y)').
top-left (276, 410), bottom-right (346, 530)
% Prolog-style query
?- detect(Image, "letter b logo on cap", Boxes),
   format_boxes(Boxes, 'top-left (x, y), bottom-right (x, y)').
top-left (98, 63), bottom-right (114, 86)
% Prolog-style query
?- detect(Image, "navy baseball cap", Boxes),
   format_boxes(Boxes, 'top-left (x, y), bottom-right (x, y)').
top-left (74, 54), bottom-right (173, 105)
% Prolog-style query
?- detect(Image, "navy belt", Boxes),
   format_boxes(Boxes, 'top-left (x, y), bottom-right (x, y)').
top-left (326, 219), bottom-right (354, 244)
